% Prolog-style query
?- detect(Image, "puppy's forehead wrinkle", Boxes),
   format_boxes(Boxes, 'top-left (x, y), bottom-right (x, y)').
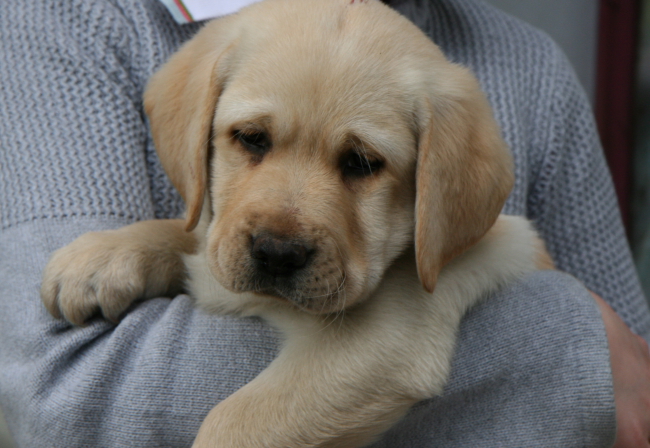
top-left (214, 96), bottom-right (274, 132)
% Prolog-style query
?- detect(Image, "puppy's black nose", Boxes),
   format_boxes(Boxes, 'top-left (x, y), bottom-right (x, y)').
top-left (251, 235), bottom-right (311, 277)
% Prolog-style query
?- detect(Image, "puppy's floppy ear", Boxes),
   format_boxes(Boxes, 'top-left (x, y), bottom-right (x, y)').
top-left (144, 19), bottom-right (237, 231)
top-left (415, 66), bottom-right (514, 293)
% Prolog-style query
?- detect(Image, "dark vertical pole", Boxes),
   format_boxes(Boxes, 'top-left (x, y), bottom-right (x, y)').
top-left (595, 0), bottom-right (642, 229)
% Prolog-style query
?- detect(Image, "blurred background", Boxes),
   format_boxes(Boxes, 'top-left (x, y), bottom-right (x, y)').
top-left (0, 409), bottom-right (9, 448)
top-left (632, 0), bottom-right (650, 296)
top-left (0, 1), bottom-right (648, 447)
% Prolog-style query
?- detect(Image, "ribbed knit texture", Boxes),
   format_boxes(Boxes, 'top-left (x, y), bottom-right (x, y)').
top-left (0, 0), bottom-right (642, 446)
top-left (0, 0), bottom-right (195, 228)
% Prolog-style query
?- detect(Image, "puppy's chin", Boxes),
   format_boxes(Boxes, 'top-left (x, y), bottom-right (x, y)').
top-left (256, 289), bottom-right (351, 315)
top-left (210, 261), bottom-right (356, 315)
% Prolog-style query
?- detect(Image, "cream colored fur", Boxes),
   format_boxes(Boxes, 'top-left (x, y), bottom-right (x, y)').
top-left (41, 0), bottom-right (551, 446)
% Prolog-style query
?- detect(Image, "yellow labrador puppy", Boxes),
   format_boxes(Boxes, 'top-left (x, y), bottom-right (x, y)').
top-left (41, 0), bottom-right (552, 446)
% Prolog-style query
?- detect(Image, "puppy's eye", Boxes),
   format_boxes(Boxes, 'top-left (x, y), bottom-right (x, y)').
top-left (341, 152), bottom-right (384, 178)
top-left (233, 130), bottom-right (271, 156)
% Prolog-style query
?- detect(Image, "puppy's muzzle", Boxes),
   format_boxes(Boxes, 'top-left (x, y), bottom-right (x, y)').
top-left (251, 234), bottom-right (313, 277)
top-left (213, 221), bottom-right (347, 313)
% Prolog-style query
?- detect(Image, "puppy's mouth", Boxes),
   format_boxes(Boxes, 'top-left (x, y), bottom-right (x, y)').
top-left (238, 269), bottom-right (348, 314)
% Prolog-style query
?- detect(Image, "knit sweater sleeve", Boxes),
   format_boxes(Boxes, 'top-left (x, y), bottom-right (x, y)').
top-left (0, 0), bottom-right (190, 227)
top-left (527, 48), bottom-right (650, 339)
top-left (0, 1), bottom-right (616, 447)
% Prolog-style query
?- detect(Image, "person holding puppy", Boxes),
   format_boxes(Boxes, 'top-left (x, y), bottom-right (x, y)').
top-left (0, 0), bottom-right (649, 446)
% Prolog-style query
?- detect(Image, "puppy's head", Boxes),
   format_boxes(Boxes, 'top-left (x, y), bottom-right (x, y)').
top-left (144, 0), bottom-right (513, 313)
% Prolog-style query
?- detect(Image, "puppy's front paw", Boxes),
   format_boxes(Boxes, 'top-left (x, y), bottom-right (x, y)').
top-left (41, 230), bottom-right (165, 325)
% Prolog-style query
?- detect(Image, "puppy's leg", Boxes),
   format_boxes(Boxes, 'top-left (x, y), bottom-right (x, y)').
top-left (41, 219), bottom-right (196, 324)
top-left (191, 317), bottom-right (424, 448)
top-left (191, 267), bottom-right (460, 448)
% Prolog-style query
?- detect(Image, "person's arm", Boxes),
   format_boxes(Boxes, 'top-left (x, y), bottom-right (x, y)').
top-left (594, 293), bottom-right (650, 448)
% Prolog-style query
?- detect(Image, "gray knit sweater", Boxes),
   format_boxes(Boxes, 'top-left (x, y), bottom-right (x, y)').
top-left (0, 0), bottom-right (647, 446)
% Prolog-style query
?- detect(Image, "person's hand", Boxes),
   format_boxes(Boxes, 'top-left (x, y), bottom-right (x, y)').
top-left (592, 292), bottom-right (650, 447)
